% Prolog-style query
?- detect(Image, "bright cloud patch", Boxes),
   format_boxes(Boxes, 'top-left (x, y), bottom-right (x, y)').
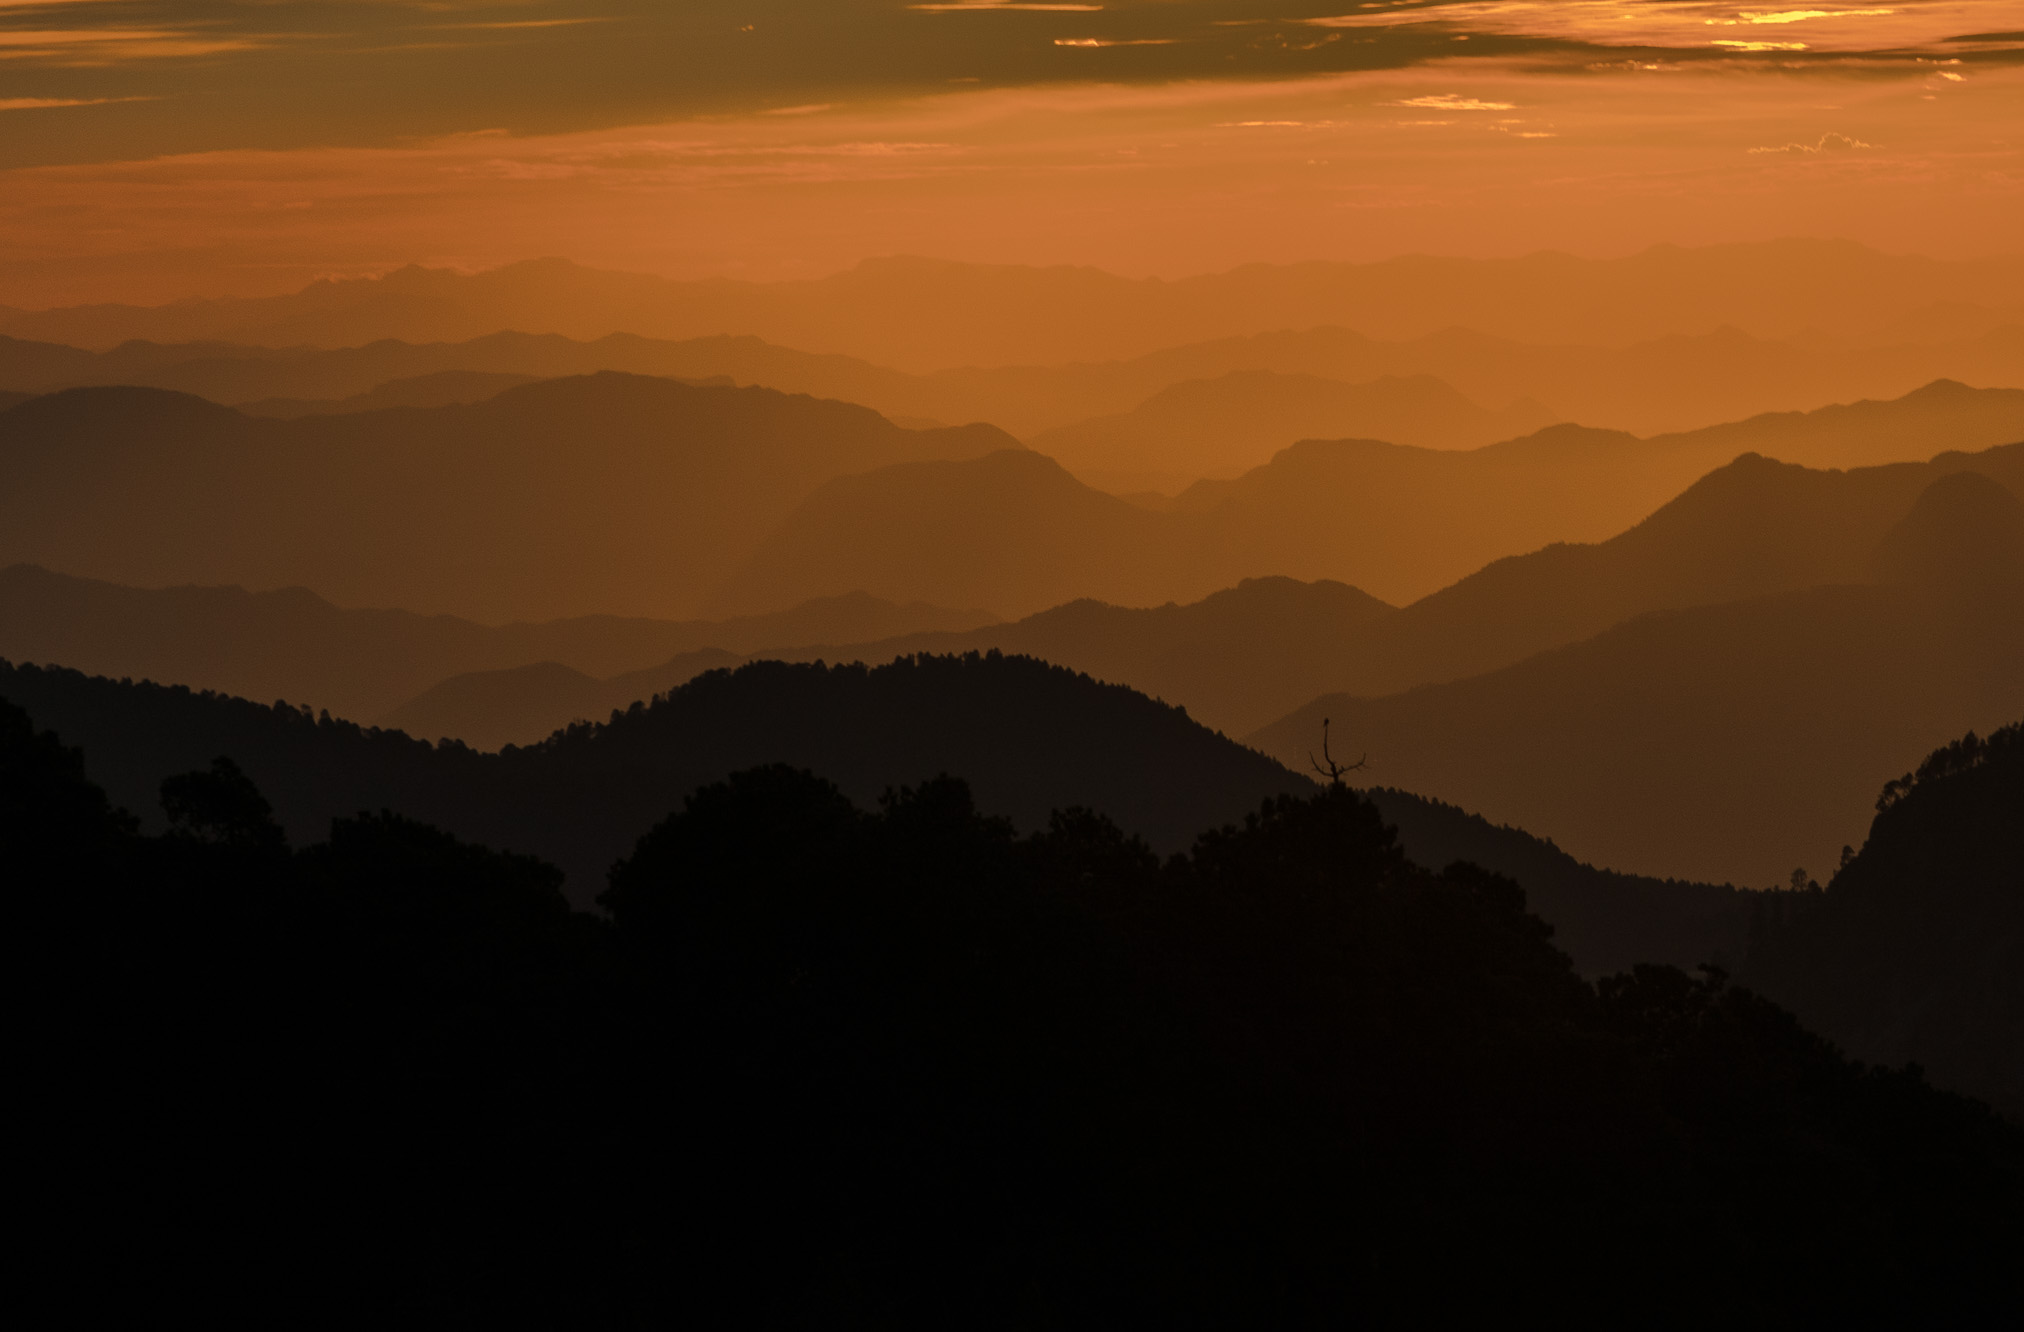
top-left (1749, 131), bottom-right (1875, 152)
top-left (1387, 94), bottom-right (1518, 111)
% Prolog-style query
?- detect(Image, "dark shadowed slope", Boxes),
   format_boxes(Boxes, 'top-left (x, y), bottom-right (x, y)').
top-left (1253, 514), bottom-right (2024, 887)
top-left (1363, 788), bottom-right (1747, 978)
top-left (0, 374), bottom-right (1015, 620)
top-left (1742, 723), bottom-right (2024, 1117)
top-left (1028, 371), bottom-right (1557, 494)
top-left (0, 564), bottom-right (993, 722)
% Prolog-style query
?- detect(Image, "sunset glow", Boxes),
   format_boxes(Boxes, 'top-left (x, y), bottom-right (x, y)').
top-left (0, 0), bottom-right (2018, 301)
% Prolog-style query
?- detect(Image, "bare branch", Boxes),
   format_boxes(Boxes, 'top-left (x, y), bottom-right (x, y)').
top-left (1308, 717), bottom-right (1367, 785)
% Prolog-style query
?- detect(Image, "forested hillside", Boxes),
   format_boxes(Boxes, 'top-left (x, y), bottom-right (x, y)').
top-left (11, 694), bottom-right (2018, 1322)
top-left (1744, 723), bottom-right (2024, 1116)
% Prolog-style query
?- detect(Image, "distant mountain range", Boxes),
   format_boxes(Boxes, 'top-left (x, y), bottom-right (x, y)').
top-left (238, 370), bottom-right (547, 418)
top-left (0, 564), bottom-right (995, 723)
top-left (387, 455), bottom-right (2024, 887)
top-left (0, 374), bottom-right (1014, 621)
top-left (4, 318), bottom-right (2020, 443)
top-left (0, 653), bottom-right (1743, 976)
top-left (709, 416), bottom-right (2024, 615)
top-left (8, 382), bottom-right (2020, 891)
top-left (1028, 371), bottom-right (1559, 494)
top-left (4, 241), bottom-right (2022, 369)
top-left (381, 576), bottom-right (1393, 745)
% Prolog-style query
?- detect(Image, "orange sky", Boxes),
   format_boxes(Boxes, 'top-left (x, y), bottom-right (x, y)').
top-left (2, 1), bottom-right (2020, 304)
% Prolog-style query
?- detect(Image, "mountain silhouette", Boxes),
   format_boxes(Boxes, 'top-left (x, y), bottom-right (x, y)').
top-left (0, 563), bottom-right (994, 722)
top-left (1252, 565), bottom-right (2024, 887)
top-left (1264, 443), bottom-right (2024, 700)
top-left (380, 459), bottom-right (2024, 756)
top-left (389, 576), bottom-right (1395, 744)
top-left (2, 651), bottom-right (1745, 976)
top-left (1742, 722), bottom-right (2024, 1116)
top-left (0, 652), bottom-right (1312, 899)
top-left (0, 373), bottom-right (1015, 620)
top-left (16, 442), bottom-right (2022, 763)
top-left (1027, 371), bottom-right (1558, 493)
top-left (711, 422), bottom-right (2024, 617)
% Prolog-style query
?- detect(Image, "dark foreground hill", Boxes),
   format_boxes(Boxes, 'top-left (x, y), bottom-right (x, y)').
top-left (1, 653), bottom-right (1740, 973)
top-left (0, 653), bottom-right (1305, 895)
top-left (0, 563), bottom-right (994, 723)
top-left (10, 695), bottom-right (2019, 1322)
top-left (1744, 723), bottom-right (2024, 1117)
top-left (0, 373), bottom-right (1014, 620)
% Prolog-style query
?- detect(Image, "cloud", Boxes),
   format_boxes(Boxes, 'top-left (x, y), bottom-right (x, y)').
top-left (2, 0), bottom-right (2020, 172)
top-left (1718, 9), bottom-right (1898, 24)
top-left (1749, 131), bottom-right (1876, 153)
top-left (1386, 94), bottom-right (1517, 110)
top-left (0, 95), bottom-right (149, 110)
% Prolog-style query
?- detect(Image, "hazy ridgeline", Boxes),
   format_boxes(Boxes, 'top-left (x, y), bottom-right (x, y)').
top-left (7, 242), bottom-right (2024, 369)
top-left (3, 374), bottom-right (2021, 620)
top-left (4, 386), bottom-right (2021, 884)
top-left (6, 241), bottom-right (2024, 1317)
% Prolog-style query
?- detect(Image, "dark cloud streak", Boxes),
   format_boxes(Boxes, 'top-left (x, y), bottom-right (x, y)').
top-left (1, 1), bottom-right (2016, 168)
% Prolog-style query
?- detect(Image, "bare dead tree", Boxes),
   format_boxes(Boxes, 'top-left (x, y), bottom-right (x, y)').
top-left (1309, 717), bottom-right (1367, 786)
